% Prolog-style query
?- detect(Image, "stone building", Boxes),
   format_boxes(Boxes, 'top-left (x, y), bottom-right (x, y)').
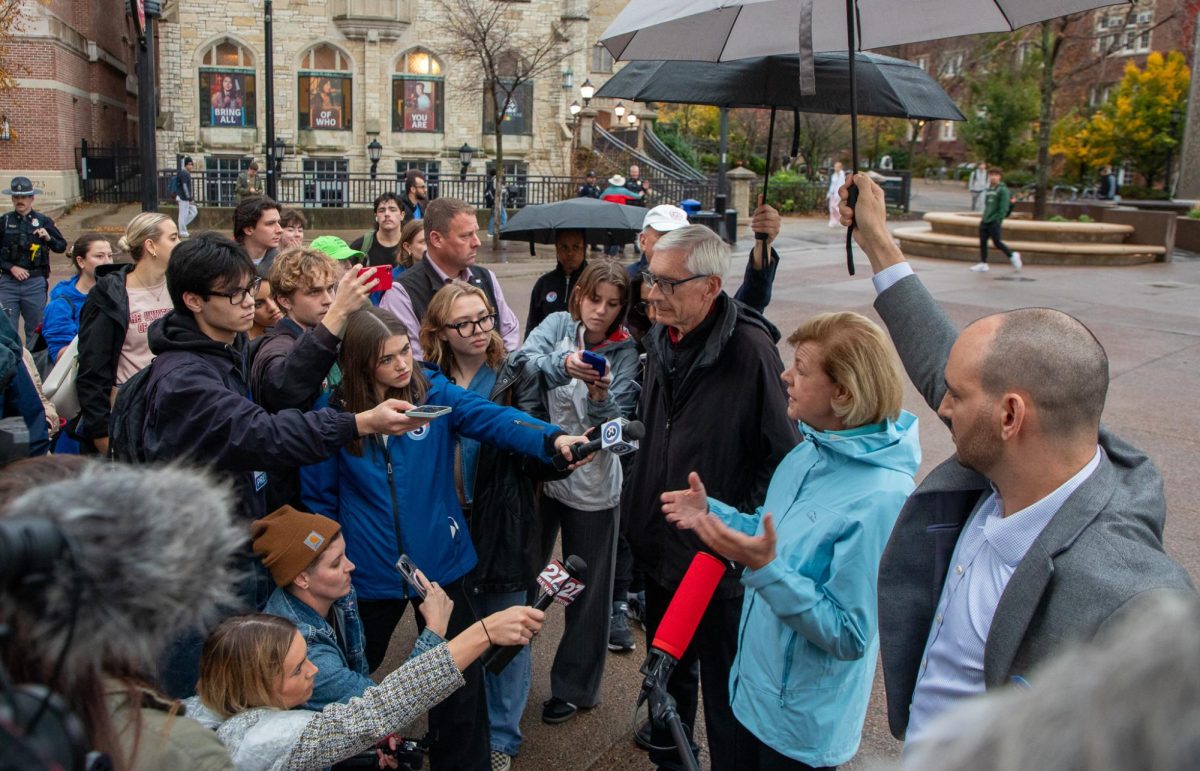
top-left (154, 0), bottom-right (637, 204)
top-left (0, 0), bottom-right (138, 209)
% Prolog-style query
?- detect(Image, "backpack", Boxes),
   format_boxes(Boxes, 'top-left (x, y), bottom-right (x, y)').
top-left (167, 174), bottom-right (181, 197)
top-left (108, 355), bottom-right (177, 463)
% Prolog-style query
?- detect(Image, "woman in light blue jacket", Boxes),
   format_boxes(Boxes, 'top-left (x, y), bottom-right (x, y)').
top-left (662, 311), bottom-right (920, 770)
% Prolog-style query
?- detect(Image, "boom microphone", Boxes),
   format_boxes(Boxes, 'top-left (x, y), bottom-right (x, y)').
top-left (481, 554), bottom-right (588, 674)
top-left (553, 418), bottom-right (645, 471)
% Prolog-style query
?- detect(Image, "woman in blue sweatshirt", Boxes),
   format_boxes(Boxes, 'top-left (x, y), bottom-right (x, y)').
top-left (662, 312), bottom-right (920, 770)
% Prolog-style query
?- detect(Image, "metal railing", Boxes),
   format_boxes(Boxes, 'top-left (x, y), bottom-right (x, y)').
top-left (643, 126), bottom-right (707, 182)
top-left (158, 169), bottom-right (721, 210)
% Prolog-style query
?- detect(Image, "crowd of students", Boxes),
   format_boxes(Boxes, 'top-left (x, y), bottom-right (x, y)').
top-left (0, 173), bottom-right (1193, 771)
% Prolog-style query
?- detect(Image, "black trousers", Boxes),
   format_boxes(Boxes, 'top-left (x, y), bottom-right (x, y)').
top-left (733, 718), bottom-right (837, 771)
top-left (978, 220), bottom-right (1014, 262)
top-left (358, 580), bottom-right (490, 771)
top-left (644, 577), bottom-right (743, 771)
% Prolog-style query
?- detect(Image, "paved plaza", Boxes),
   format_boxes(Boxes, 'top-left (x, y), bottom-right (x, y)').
top-left (51, 182), bottom-right (1200, 768)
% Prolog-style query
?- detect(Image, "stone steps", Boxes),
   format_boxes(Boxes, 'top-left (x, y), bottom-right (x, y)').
top-left (894, 226), bottom-right (1165, 266)
top-left (924, 212), bottom-right (1132, 244)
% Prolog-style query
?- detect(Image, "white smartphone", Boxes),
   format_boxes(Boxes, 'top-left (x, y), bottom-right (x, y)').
top-left (405, 405), bottom-right (452, 419)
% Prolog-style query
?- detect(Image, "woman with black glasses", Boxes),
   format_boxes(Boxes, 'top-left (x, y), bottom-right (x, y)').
top-left (300, 305), bottom-right (588, 771)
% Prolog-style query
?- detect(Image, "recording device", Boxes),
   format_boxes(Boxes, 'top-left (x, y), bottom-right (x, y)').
top-left (552, 418), bottom-right (644, 471)
top-left (637, 552), bottom-right (725, 771)
top-left (405, 405), bottom-right (452, 419)
top-left (359, 264), bottom-right (393, 292)
top-left (394, 554), bottom-right (426, 599)
top-left (481, 555), bottom-right (587, 674)
top-left (580, 349), bottom-right (608, 378)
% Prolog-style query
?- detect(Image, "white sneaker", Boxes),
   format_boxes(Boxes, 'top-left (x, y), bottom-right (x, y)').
top-left (969, 263), bottom-right (990, 272)
top-left (1010, 252), bottom-right (1023, 271)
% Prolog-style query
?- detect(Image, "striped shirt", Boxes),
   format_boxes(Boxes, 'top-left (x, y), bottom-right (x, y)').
top-left (904, 447), bottom-right (1102, 745)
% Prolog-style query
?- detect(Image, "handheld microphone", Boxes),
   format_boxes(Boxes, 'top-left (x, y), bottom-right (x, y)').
top-left (552, 418), bottom-right (645, 471)
top-left (638, 552), bottom-right (725, 706)
top-left (481, 554), bottom-right (588, 674)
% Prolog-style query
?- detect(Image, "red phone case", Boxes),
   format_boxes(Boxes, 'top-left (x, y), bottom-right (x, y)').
top-left (361, 265), bottom-right (393, 292)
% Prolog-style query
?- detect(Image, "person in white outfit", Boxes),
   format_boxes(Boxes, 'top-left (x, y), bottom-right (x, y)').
top-left (968, 161), bottom-right (989, 213)
top-left (827, 162), bottom-right (847, 227)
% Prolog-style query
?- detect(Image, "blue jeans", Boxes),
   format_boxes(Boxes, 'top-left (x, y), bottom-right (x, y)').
top-left (0, 274), bottom-right (47, 343)
top-left (476, 589), bottom-right (531, 756)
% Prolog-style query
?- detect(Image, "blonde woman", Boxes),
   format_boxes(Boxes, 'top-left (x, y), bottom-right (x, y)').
top-left (76, 212), bottom-right (179, 454)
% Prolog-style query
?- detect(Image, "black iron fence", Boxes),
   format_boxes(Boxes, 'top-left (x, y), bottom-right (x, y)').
top-left (77, 142), bottom-right (142, 203)
top-left (156, 169), bottom-right (720, 210)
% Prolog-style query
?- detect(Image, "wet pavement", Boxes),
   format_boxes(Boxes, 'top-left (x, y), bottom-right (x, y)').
top-left (49, 182), bottom-right (1200, 769)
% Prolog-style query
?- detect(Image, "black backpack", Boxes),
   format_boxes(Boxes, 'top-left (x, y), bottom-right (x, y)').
top-left (108, 355), bottom-right (177, 463)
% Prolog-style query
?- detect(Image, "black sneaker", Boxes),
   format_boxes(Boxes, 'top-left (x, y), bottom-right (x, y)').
top-left (626, 591), bottom-right (646, 629)
top-left (541, 696), bottom-right (578, 724)
top-left (609, 602), bottom-right (636, 652)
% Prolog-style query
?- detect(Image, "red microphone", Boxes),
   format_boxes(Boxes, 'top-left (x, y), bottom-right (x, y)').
top-left (651, 551), bottom-right (726, 659)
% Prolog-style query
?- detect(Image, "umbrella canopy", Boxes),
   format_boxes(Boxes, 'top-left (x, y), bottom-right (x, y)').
top-left (500, 197), bottom-right (647, 245)
top-left (601, 0), bottom-right (1131, 61)
top-left (593, 52), bottom-right (964, 121)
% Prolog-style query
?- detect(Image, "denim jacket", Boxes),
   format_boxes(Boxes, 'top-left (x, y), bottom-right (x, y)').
top-left (263, 586), bottom-right (444, 709)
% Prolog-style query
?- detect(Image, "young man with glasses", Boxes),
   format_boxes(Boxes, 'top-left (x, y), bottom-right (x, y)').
top-left (621, 225), bottom-right (799, 769)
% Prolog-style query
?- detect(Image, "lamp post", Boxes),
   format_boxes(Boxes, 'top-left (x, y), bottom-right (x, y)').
top-left (133, 0), bottom-right (162, 212)
top-left (368, 138), bottom-right (383, 180)
top-left (580, 79), bottom-right (594, 107)
top-left (459, 143), bottom-right (475, 181)
top-left (613, 102), bottom-right (626, 128)
top-left (264, 0), bottom-right (278, 200)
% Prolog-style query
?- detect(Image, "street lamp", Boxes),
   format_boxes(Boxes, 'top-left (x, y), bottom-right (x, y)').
top-left (367, 138), bottom-right (383, 180)
top-left (580, 79), bottom-right (594, 107)
top-left (459, 143), bottom-right (475, 180)
top-left (627, 112), bottom-right (638, 127)
top-left (273, 136), bottom-right (286, 174)
top-left (614, 102), bottom-right (626, 120)
top-left (569, 100), bottom-right (581, 117)
top-left (562, 67), bottom-right (574, 91)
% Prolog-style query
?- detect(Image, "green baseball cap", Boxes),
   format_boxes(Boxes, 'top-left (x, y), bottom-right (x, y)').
top-left (309, 235), bottom-right (365, 262)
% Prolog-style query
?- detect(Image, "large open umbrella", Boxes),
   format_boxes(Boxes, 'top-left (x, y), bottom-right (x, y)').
top-left (601, 0), bottom-right (1131, 272)
top-left (500, 197), bottom-right (646, 254)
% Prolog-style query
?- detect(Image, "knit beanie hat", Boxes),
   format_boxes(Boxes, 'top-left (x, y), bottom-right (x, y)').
top-left (251, 505), bottom-right (342, 587)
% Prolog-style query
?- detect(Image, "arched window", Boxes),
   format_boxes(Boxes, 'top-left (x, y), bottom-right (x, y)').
top-left (199, 39), bottom-right (256, 128)
top-left (299, 44), bottom-right (353, 131)
top-left (392, 49), bottom-right (444, 133)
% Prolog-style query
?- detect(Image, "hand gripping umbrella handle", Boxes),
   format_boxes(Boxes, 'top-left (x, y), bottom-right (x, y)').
top-left (844, 183), bottom-right (858, 276)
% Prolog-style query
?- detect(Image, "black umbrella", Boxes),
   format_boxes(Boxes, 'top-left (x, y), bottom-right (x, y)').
top-left (594, 52), bottom-right (964, 120)
top-left (500, 197), bottom-right (647, 253)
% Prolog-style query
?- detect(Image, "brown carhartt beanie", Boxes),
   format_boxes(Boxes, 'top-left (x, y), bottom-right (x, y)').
top-left (250, 505), bottom-right (342, 587)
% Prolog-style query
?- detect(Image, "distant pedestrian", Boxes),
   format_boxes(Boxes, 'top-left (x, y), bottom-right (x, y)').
top-left (1097, 165), bottom-right (1118, 201)
top-left (176, 156), bottom-right (198, 238)
top-left (968, 161), bottom-right (989, 212)
top-left (972, 167), bottom-right (1021, 273)
top-left (827, 161), bottom-right (847, 227)
top-left (235, 161), bottom-right (262, 201)
top-left (1, 177), bottom-right (68, 342)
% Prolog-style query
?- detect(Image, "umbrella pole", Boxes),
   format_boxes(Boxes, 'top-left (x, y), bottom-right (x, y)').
top-left (844, 0), bottom-right (859, 275)
top-left (755, 106), bottom-right (777, 260)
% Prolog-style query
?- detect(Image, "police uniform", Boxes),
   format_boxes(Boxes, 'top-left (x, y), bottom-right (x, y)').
top-left (1, 177), bottom-right (67, 338)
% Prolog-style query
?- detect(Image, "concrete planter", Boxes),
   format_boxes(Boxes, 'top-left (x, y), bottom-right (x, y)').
top-left (1176, 216), bottom-right (1200, 253)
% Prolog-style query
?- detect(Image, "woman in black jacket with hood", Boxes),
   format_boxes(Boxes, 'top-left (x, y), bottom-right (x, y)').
top-left (75, 212), bottom-right (179, 454)
top-left (419, 279), bottom-right (563, 769)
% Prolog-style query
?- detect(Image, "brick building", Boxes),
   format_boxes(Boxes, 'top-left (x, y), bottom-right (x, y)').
top-left (883, 0), bottom-right (1195, 168)
top-left (0, 0), bottom-right (139, 209)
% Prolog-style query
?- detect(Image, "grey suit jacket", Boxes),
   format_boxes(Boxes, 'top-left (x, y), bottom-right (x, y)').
top-left (874, 273), bottom-right (1193, 740)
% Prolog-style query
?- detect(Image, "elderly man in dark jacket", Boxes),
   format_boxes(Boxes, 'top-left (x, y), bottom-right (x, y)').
top-left (836, 173), bottom-right (1194, 747)
top-left (621, 224), bottom-right (799, 770)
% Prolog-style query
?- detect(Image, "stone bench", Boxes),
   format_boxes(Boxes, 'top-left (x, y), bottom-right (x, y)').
top-left (894, 225), bottom-right (1165, 265)
top-left (923, 212), bottom-right (1132, 244)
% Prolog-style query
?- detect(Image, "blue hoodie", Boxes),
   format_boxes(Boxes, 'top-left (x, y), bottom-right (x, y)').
top-left (42, 275), bottom-right (87, 361)
top-left (711, 412), bottom-right (920, 766)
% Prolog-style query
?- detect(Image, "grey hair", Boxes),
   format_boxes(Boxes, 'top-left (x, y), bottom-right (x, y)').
top-left (978, 308), bottom-right (1108, 440)
top-left (0, 462), bottom-right (246, 682)
top-left (905, 592), bottom-right (1200, 771)
top-left (654, 224), bottom-right (731, 278)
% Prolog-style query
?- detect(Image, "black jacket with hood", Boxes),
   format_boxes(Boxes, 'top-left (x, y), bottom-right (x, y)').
top-left (75, 262), bottom-right (134, 441)
top-left (462, 353), bottom-right (568, 596)
top-left (142, 311), bottom-right (357, 521)
top-left (621, 292), bottom-right (800, 598)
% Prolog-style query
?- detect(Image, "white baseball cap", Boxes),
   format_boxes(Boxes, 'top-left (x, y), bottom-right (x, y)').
top-left (642, 204), bottom-right (689, 233)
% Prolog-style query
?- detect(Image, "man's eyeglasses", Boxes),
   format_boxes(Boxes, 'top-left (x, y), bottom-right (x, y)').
top-left (641, 271), bottom-right (709, 296)
top-left (444, 313), bottom-right (498, 337)
top-left (208, 277), bottom-right (263, 305)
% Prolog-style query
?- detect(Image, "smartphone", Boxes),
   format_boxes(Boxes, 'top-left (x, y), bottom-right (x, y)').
top-left (359, 264), bottom-right (393, 292)
top-left (405, 404), bottom-right (453, 419)
top-left (395, 554), bottom-right (427, 598)
top-left (580, 350), bottom-right (608, 378)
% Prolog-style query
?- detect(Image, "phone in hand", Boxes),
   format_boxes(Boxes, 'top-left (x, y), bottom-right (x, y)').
top-left (405, 404), bottom-right (452, 419)
top-left (580, 350), bottom-right (608, 378)
top-left (359, 264), bottom-right (393, 292)
top-left (395, 554), bottom-right (427, 598)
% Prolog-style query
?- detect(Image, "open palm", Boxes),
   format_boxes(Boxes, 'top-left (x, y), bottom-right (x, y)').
top-left (662, 471), bottom-right (711, 530)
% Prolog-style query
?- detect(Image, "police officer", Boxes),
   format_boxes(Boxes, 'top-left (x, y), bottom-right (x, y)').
top-left (1, 177), bottom-right (67, 341)
top-left (576, 170), bottom-right (601, 199)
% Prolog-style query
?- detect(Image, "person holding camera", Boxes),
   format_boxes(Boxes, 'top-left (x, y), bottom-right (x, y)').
top-left (1, 177), bottom-right (67, 341)
top-left (0, 457), bottom-right (242, 770)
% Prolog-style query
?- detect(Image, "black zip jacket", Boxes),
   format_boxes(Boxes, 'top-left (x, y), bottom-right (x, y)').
top-left (75, 263), bottom-right (134, 441)
top-left (525, 260), bottom-right (587, 337)
top-left (143, 312), bottom-right (357, 520)
top-left (620, 293), bottom-right (800, 598)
